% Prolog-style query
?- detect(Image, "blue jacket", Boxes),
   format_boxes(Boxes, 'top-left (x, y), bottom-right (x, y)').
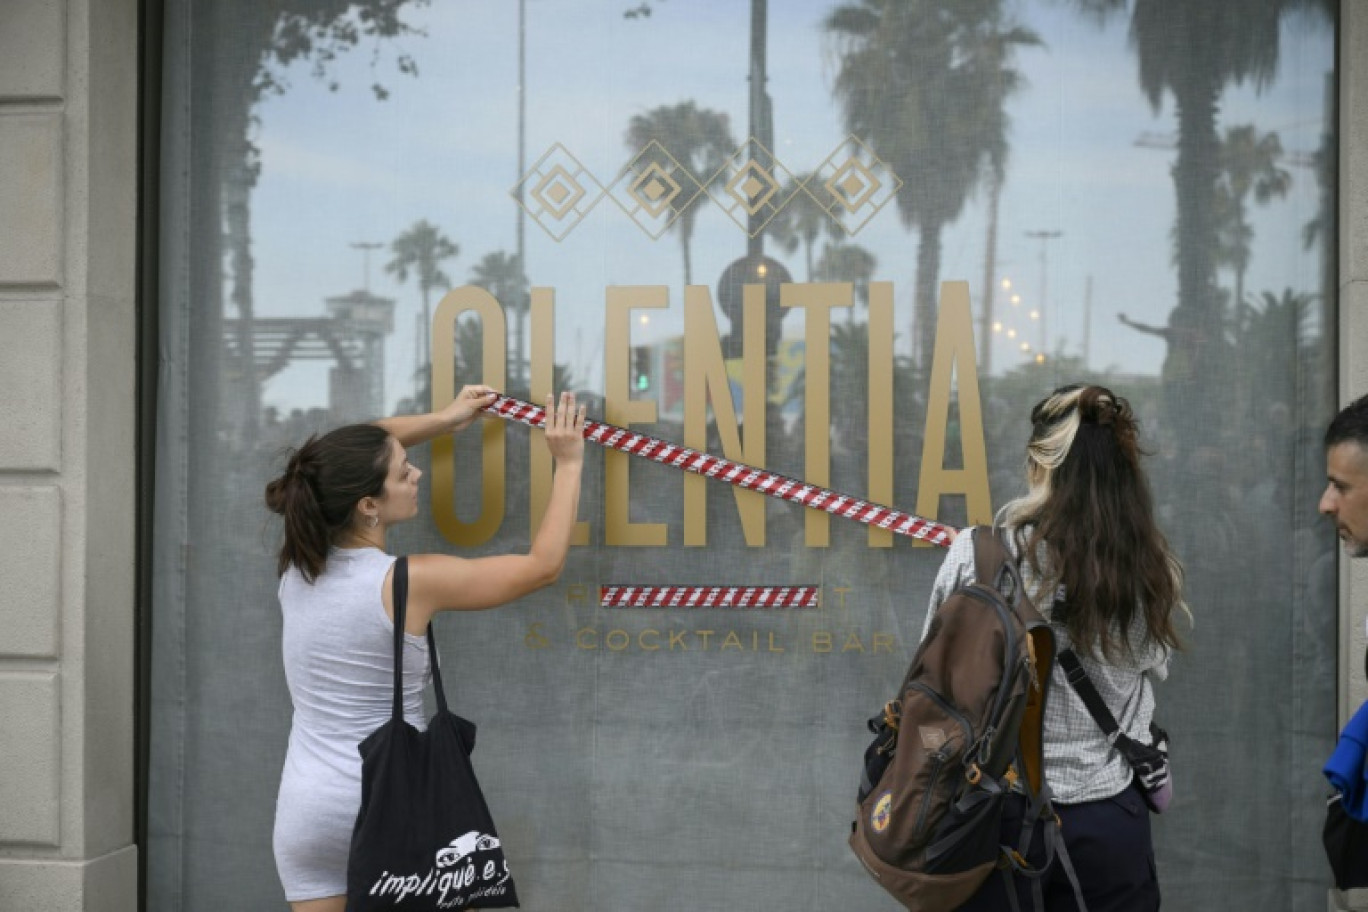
top-left (1325, 699), bottom-right (1368, 823)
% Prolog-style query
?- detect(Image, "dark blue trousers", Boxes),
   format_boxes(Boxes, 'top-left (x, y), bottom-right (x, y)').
top-left (956, 781), bottom-right (1160, 912)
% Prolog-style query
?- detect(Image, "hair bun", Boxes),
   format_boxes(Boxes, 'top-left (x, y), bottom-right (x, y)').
top-left (1077, 386), bottom-right (1138, 452)
top-left (285, 447), bottom-right (318, 483)
top-left (264, 438), bottom-right (321, 515)
top-left (1078, 386), bottom-right (1119, 426)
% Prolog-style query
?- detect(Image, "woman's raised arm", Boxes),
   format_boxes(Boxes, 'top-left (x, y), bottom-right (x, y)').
top-left (374, 384), bottom-right (498, 448)
top-left (396, 391), bottom-right (587, 631)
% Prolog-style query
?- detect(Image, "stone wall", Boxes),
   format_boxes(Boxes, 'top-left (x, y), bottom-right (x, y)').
top-left (0, 0), bottom-right (139, 909)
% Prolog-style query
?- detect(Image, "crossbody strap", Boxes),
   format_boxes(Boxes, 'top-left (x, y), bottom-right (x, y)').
top-left (1057, 648), bottom-right (1121, 742)
top-left (389, 556), bottom-right (450, 722)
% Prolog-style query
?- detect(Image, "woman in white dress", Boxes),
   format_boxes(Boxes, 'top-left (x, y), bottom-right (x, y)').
top-left (263, 386), bottom-right (586, 912)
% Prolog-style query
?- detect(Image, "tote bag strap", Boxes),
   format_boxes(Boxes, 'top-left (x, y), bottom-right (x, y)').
top-left (390, 556), bottom-right (451, 722)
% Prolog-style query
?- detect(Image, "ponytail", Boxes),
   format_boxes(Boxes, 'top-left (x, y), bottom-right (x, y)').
top-left (264, 424), bottom-right (392, 582)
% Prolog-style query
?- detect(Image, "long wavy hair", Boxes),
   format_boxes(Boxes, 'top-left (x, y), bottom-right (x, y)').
top-left (997, 385), bottom-right (1186, 660)
top-left (263, 424), bottom-right (392, 582)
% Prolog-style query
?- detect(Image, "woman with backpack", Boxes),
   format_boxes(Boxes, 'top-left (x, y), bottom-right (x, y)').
top-left (264, 386), bottom-right (586, 912)
top-left (929, 384), bottom-right (1186, 912)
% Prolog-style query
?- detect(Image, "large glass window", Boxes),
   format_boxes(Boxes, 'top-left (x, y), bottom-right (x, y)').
top-left (149, 1), bottom-right (1339, 908)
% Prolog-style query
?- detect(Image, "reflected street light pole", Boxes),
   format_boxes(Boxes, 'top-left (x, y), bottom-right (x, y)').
top-left (514, 0), bottom-right (527, 390)
top-left (350, 241), bottom-right (383, 293)
top-left (748, 0), bottom-right (769, 261)
top-left (1025, 229), bottom-right (1062, 359)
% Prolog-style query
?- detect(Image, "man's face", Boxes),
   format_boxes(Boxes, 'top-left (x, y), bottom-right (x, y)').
top-left (1320, 441), bottom-right (1368, 557)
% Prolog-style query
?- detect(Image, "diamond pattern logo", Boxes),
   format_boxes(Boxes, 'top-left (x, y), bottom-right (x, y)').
top-left (510, 137), bottom-right (899, 241)
top-left (608, 141), bottom-right (705, 240)
top-left (630, 162), bottom-right (681, 218)
top-left (706, 138), bottom-right (798, 237)
top-left (513, 143), bottom-right (604, 241)
top-left (806, 136), bottom-right (902, 236)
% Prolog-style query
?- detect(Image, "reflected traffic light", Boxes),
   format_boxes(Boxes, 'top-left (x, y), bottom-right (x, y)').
top-left (632, 345), bottom-right (654, 392)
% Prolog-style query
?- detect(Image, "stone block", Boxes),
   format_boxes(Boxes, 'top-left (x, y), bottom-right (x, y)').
top-left (0, 672), bottom-right (60, 845)
top-left (0, 0), bottom-right (63, 100)
top-left (0, 486), bottom-right (60, 658)
top-left (0, 114), bottom-right (62, 285)
top-left (0, 846), bottom-right (138, 912)
top-left (84, 0), bottom-right (137, 304)
top-left (0, 299), bottom-right (61, 470)
top-left (1330, 887), bottom-right (1368, 911)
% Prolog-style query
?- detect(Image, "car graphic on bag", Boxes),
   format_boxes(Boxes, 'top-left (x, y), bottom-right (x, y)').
top-left (435, 830), bottom-right (501, 868)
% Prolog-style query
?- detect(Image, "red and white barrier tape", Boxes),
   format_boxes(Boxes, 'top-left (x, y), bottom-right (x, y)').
top-left (484, 394), bottom-right (957, 547)
top-left (600, 585), bottom-right (820, 609)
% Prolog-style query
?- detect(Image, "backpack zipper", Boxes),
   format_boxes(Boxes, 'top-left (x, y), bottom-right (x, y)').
top-left (912, 743), bottom-right (953, 840)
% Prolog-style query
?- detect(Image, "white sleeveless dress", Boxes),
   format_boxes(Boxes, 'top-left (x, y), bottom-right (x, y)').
top-left (272, 547), bottom-right (431, 902)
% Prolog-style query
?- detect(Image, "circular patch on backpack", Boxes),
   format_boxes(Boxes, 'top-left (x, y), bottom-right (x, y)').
top-left (871, 790), bottom-right (893, 833)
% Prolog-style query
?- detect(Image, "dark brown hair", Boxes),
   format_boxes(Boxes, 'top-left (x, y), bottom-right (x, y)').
top-left (264, 423), bottom-right (392, 582)
top-left (1002, 384), bottom-right (1185, 660)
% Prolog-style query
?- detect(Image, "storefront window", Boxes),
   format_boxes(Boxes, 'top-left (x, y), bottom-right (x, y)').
top-left (148, 1), bottom-right (1338, 908)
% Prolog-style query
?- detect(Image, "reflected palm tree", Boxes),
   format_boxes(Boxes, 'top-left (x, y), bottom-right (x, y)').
top-left (824, 0), bottom-right (1038, 374)
top-left (625, 102), bottom-right (735, 286)
top-left (1214, 124), bottom-right (1291, 311)
top-left (454, 311), bottom-right (486, 380)
top-left (1236, 287), bottom-right (1313, 410)
top-left (1069, 0), bottom-right (1319, 442)
top-left (814, 241), bottom-right (877, 323)
top-left (386, 220), bottom-right (459, 401)
top-left (767, 172), bottom-right (834, 281)
top-left (467, 251), bottom-right (531, 392)
top-left (1302, 74), bottom-right (1336, 412)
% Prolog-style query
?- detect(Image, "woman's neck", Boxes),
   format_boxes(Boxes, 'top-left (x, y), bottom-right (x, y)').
top-left (336, 529), bottom-right (386, 551)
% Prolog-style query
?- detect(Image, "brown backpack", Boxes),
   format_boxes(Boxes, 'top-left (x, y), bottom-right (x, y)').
top-left (849, 526), bottom-right (1062, 910)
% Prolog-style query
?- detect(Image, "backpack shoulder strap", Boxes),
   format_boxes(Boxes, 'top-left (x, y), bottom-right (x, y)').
top-left (973, 524), bottom-right (1027, 600)
top-left (1058, 648), bottom-right (1121, 740)
top-left (972, 525), bottom-right (1010, 590)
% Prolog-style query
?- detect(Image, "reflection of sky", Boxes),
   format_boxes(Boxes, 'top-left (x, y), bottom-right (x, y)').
top-left (247, 0), bottom-right (1333, 413)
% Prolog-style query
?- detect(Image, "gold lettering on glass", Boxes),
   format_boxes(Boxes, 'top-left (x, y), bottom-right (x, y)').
top-left (431, 286), bottom-right (507, 546)
top-left (916, 281), bottom-right (992, 543)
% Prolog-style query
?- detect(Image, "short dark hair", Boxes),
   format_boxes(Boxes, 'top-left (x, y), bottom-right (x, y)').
top-left (1325, 394), bottom-right (1368, 450)
top-left (264, 424), bottom-right (392, 581)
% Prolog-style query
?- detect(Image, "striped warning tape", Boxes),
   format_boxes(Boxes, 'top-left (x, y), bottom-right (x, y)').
top-left (484, 394), bottom-right (958, 547)
top-left (600, 585), bottom-right (820, 609)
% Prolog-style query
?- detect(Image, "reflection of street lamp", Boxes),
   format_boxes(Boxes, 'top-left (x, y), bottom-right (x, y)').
top-left (717, 254), bottom-right (791, 358)
top-left (350, 241), bottom-right (383, 292)
top-left (1025, 229), bottom-right (1062, 357)
top-left (715, 0), bottom-right (792, 455)
top-left (514, 0), bottom-right (528, 389)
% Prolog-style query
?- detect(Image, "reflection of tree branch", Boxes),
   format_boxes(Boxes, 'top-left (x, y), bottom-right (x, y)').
top-left (1117, 312), bottom-right (1171, 343)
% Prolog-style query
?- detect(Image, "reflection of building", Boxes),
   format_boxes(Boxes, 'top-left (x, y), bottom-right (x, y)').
top-left (223, 289), bottom-right (395, 426)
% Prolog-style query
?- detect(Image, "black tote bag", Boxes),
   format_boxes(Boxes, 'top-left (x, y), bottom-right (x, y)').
top-left (345, 557), bottom-right (520, 910)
